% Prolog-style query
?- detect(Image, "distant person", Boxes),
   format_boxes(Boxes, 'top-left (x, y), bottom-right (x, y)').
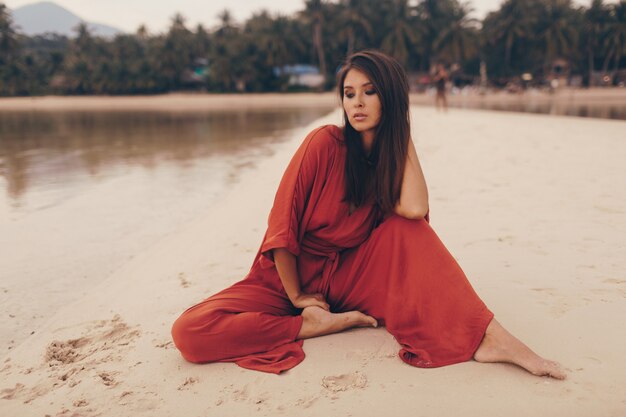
top-left (171, 50), bottom-right (566, 380)
top-left (433, 63), bottom-right (449, 112)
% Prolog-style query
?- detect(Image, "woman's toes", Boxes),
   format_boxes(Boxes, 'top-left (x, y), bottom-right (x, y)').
top-left (547, 362), bottom-right (567, 380)
top-left (352, 311), bottom-right (377, 327)
top-left (531, 360), bottom-right (567, 380)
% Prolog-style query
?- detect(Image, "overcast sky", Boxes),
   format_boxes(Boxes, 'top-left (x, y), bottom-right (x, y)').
top-left (5, 0), bottom-right (598, 34)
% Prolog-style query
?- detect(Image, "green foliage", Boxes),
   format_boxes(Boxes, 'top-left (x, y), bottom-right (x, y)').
top-left (0, 0), bottom-right (625, 96)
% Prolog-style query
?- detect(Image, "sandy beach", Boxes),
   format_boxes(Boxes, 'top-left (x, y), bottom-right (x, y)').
top-left (1, 102), bottom-right (625, 416)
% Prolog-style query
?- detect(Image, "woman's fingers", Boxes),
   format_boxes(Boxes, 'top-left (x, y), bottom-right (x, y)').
top-left (316, 300), bottom-right (330, 311)
top-left (313, 294), bottom-right (330, 310)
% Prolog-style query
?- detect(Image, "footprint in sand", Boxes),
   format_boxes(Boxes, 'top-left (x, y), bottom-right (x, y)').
top-left (177, 377), bottom-right (199, 391)
top-left (232, 384), bottom-right (249, 402)
top-left (321, 372), bottom-right (367, 393)
top-left (0, 383), bottom-right (25, 400)
top-left (98, 371), bottom-right (118, 387)
top-left (602, 279), bottom-right (626, 297)
top-left (154, 340), bottom-right (174, 349)
top-left (178, 272), bottom-right (191, 288)
top-left (294, 395), bottom-right (318, 409)
top-left (72, 398), bottom-right (88, 407)
top-left (1, 315), bottom-right (140, 405)
top-left (530, 287), bottom-right (587, 317)
top-left (593, 205), bottom-right (624, 214)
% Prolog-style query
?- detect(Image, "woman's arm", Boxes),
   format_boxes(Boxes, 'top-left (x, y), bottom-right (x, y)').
top-left (273, 248), bottom-right (329, 310)
top-left (394, 139), bottom-right (429, 220)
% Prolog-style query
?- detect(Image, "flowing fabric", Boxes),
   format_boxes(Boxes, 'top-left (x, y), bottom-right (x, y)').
top-left (171, 125), bottom-right (493, 374)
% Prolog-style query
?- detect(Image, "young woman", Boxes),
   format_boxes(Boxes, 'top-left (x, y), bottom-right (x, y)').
top-left (433, 63), bottom-right (449, 111)
top-left (171, 50), bottom-right (566, 380)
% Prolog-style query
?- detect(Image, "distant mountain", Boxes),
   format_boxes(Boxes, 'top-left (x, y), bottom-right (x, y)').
top-left (11, 1), bottom-right (123, 38)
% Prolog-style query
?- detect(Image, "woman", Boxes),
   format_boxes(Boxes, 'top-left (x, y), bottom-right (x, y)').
top-left (433, 63), bottom-right (449, 112)
top-left (171, 50), bottom-right (565, 379)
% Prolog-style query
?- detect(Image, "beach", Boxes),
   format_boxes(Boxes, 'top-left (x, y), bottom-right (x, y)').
top-left (1, 100), bottom-right (625, 416)
top-left (0, 88), bottom-right (624, 110)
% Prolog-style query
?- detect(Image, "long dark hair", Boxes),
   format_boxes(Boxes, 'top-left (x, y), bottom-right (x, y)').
top-left (336, 49), bottom-right (411, 216)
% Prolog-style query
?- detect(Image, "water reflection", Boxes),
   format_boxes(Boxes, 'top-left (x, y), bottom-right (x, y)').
top-left (0, 108), bottom-right (334, 206)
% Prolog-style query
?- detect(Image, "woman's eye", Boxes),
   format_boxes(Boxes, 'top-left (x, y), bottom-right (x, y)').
top-left (343, 90), bottom-right (374, 98)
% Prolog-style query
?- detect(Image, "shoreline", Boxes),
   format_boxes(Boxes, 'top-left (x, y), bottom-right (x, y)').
top-left (0, 92), bottom-right (341, 111)
top-left (1, 107), bottom-right (625, 416)
top-left (0, 88), bottom-right (624, 112)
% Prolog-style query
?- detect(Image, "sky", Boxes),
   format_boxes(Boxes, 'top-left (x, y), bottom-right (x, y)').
top-left (5, 0), bottom-right (599, 34)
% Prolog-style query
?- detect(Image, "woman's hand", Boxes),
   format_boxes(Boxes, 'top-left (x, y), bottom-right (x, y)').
top-left (273, 248), bottom-right (330, 311)
top-left (291, 293), bottom-right (330, 311)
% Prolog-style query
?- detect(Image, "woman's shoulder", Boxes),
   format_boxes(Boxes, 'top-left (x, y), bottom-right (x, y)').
top-left (296, 124), bottom-right (344, 164)
top-left (320, 124), bottom-right (344, 142)
top-left (303, 124), bottom-right (344, 148)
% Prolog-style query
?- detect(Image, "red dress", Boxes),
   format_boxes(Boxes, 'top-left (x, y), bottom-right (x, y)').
top-left (171, 125), bottom-right (494, 374)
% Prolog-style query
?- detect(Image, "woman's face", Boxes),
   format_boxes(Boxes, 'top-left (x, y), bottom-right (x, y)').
top-left (342, 68), bottom-right (382, 137)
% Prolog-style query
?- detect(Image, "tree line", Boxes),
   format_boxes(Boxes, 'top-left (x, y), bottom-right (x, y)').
top-left (1, 0), bottom-right (625, 96)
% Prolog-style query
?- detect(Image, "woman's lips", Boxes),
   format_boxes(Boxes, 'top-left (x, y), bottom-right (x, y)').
top-left (353, 113), bottom-right (367, 122)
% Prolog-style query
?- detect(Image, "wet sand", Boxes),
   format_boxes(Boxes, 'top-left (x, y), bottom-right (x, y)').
top-left (0, 93), bottom-right (341, 111)
top-left (1, 104), bottom-right (625, 416)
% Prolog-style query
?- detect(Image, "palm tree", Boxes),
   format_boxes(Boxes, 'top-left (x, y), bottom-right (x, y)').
top-left (241, 11), bottom-right (291, 91)
top-left (603, 0), bottom-right (626, 74)
top-left (303, 0), bottom-right (328, 81)
top-left (433, 1), bottom-right (479, 64)
top-left (216, 9), bottom-right (235, 35)
top-left (583, 0), bottom-right (610, 86)
top-left (158, 13), bottom-right (194, 90)
top-left (416, 0), bottom-right (456, 68)
top-left (193, 24), bottom-right (211, 58)
top-left (210, 9), bottom-right (242, 91)
top-left (482, 0), bottom-right (539, 75)
top-left (380, 0), bottom-right (419, 67)
top-left (536, 0), bottom-right (578, 67)
top-left (0, 3), bottom-right (21, 95)
top-left (244, 11), bottom-right (289, 68)
top-left (136, 24), bottom-right (149, 42)
top-left (0, 3), bottom-right (19, 63)
top-left (337, 0), bottom-right (373, 56)
top-left (61, 23), bottom-right (98, 94)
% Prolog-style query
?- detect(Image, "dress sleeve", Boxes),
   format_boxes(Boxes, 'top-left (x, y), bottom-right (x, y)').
top-left (259, 125), bottom-right (336, 264)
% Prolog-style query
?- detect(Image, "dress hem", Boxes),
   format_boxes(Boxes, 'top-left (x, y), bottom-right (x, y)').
top-left (399, 307), bottom-right (495, 369)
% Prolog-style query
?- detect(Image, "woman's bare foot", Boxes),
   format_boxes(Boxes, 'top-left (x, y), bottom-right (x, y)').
top-left (473, 318), bottom-right (566, 380)
top-left (297, 306), bottom-right (377, 339)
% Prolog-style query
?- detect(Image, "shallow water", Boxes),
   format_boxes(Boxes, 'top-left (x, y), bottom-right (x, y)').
top-left (0, 107), bottom-right (334, 353)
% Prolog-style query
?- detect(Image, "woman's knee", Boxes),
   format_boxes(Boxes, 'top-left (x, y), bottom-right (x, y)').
top-left (171, 307), bottom-right (221, 363)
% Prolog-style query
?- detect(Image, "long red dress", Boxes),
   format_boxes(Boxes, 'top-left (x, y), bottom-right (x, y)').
top-left (171, 124), bottom-right (494, 374)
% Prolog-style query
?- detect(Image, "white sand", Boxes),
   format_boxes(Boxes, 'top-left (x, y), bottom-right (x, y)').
top-left (1, 106), bottom-right (625, 416)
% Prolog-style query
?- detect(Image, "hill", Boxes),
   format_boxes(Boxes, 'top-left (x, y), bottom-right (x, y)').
top-left (11, 1), bottom-right (123, 37)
